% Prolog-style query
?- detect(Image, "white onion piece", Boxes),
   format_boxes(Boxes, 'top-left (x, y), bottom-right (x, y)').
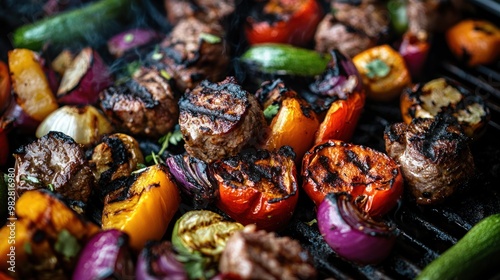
top-left (36, 105), bottom-right (114, 145)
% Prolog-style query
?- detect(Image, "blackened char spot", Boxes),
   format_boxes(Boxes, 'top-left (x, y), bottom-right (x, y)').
top-left (345, 149), bottom-right (370, 174)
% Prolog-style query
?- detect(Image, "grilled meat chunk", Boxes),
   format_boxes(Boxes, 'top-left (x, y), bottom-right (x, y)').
top-left (164, 0), bottom-right (235, 25)
top-left (315, 14), bottom-right (375, 58)
top-left (384, 115), bottom-right (474, 205)
top-left (315, 0), bottom-right (389, 58)
top-left (178, 77), bottom-right (268, 163)
top-left (219, 224), bottom-right (317, 280)
top-left (331, 0), bottom-right (390, 40)
top-left (147, 17), bottom-right (230, 94)
top-left (100, 67), bottom-right (179, 138)
top-left (90, 133), bottom-right (144, 186)
top-left (407, 0), bottom-right (467, 34)
top-left (13, 131), bottom-right (95, 202)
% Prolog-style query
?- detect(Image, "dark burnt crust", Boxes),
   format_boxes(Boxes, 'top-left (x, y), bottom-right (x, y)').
top-left (209, 147), bottom-right (297, 202)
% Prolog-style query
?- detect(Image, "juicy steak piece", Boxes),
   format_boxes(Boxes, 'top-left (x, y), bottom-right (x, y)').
top-left (100, 67), bottom-right (179, 138)
top-left (147, 17), bottom-right (231, 94)
top-left (164, 0), bottom-right (235, 25)
top-left (384, 115), bottom-right (475, 205)
top-left (13, 131), bottom-right (95, 202)
top-left (219, 224), bottom-right (317, 280)
top-left (179, 77), bottom-right (268, 163)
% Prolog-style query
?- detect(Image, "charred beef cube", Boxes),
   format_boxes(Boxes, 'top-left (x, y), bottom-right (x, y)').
top-left (219, 224), bottom-right (317, 280)
top-left (407, 0), bottom-right (467, 34)
top-left (179, 77), bottom-right (268, 163)
top-left (315, 14), bottom-right (375, 58)
top-left (146, 17), bottom-right (231, 94)
top-left (100, 67), bottom-right (179, 138)
top-left (331, 0), bottom-right (390, 41)
top-left (164, 0), bottom-right (236, 25)
top-left (13, 131), bottom-right (95, 202)
top-left (315, 0), bottom-right (390, 58)
top-left (384, 115), bottom-right (475, 205)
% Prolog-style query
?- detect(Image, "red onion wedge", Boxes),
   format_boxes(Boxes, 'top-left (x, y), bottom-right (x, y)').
top-left (73, 229), bottom-right (135, 280)
top-left (165, 154), bottom-right (218, 209)
top-left (398, 31), bottom-right (430, 79)
top-left (317, 193), bottom-right (399, 265)
top-left (136, 241), bottom-right (188, 280)
top-left (107, 28), bottom-right (161, 58)
top-left (57, 47), bottom-right (113, 105)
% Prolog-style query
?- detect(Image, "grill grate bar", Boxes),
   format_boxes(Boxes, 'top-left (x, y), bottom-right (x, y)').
top-left (440, 62), bottom-right (500, 100)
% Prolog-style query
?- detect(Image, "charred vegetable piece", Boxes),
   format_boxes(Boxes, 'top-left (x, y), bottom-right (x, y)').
top-left (310, 50), bottom-right (366, 144)
top-left (210, 146), bottom-right (299, 231)
top-left (91, 133), bottom-right (145, 185)
top-left (12, 0), bottom-right (133, 51)
top-left (318, 193), bottom-right (398, 265)
top-left (171, 210), bottom-right (243, 280)
top-left (257, 80), bottom-right (320, 163)
top-left (14, 131), bottom-right (95, 203)
top-left (136, 240), bottom-right (188, 280)
top-left (100, 66), bottom-right (179, 138)
top-left (302, 140), bottom-right (404, 217)
top-left (73, 229), bottom-right (135, 280)
top-left (57, 47), bottom-right (113, 105)
top-left (4, 48), bottom-right (58, 132)
top-left (165, 154), bottom-right (219, 209)
top-left (178, 77), bottom-right (267, 163)
top-left (219, 224), bottom-right (317, 279)
top-left (385, 115), bottom-right (475, 205)
top-left (446, 19), bottom-right (500, 67)
top-left (0, 190), bottom-right (99, 278)
top-left (0, 60), bottom-right (10, 114)
top-left (36, 105), bottom-right (114, 146)
top-left (101, 164), bottom-right (181, 251)
top-left (245, 0), bottom-right (324, 47)
top-left (353, 44), bottom-right (411, 102)
top-left (400, 77), bottom-right (490, 140)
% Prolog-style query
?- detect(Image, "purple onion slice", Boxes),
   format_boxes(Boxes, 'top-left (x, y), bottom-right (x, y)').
top-left (317, 192), bottom-right (399, 265)
top-left (136, 241), bottom-right (188, 280)
top-left (73, 229), bottom-right (134, 280)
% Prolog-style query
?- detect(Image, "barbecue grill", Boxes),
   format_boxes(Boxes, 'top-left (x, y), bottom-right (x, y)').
top-left (1, 0), bottom-right (500, 279)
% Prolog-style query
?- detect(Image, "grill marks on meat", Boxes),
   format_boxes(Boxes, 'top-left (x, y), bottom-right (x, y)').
top-left (147, 17), bottom-right (231, 94)
top-left (13, 131), bottom-right (95, 202)
top-left (219, 224), bottom-right (317, 280)
top-left (164, 0), bottom-right (235, 26)
top-left (384, 115), bottom-right (474, 205)
top-left (179, 77), bottom-right (267, 163)
top-left (315, 0), bottom-right (390, 57)
top-left (100, 67), bottom-right (179, 138)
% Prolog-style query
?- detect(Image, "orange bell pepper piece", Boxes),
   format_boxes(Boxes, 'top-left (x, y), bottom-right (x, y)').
top-left (8, 49), bottom-right (58, 121)
top-left (263, 96), bottom-right (320, 163)
top-left (102, 164), bottom-right (181, 251)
